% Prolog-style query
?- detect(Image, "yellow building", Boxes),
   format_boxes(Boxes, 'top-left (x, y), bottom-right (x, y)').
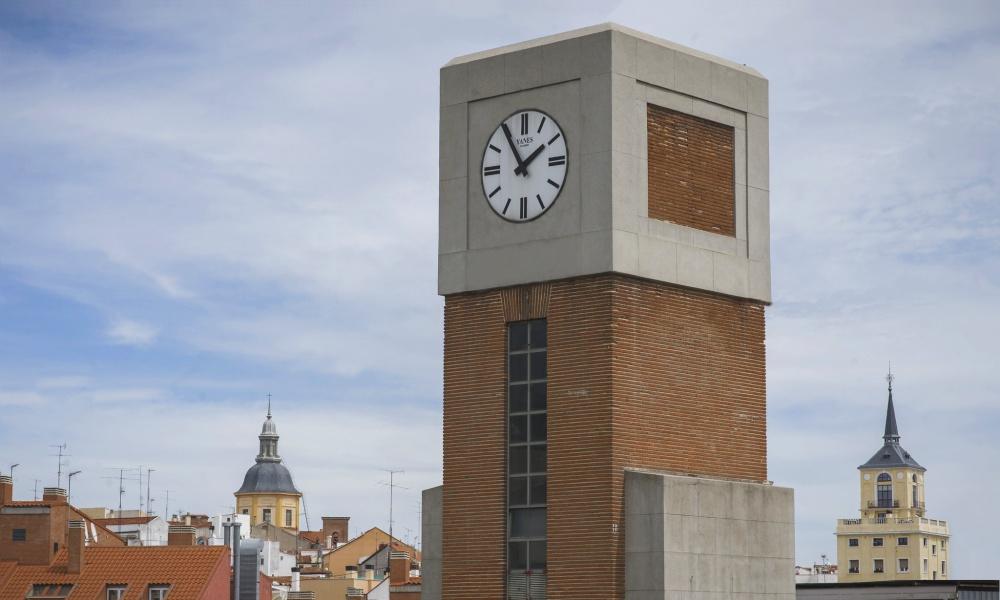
top-left (836, 374), bottom-right (950, 581)
top-left (235, 402), bottom-right (302, 530)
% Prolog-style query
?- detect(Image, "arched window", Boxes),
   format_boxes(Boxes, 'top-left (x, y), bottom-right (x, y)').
top-left (876, 473), bottom-right (893, 508)
top-left (912, 474), bottom-right (917, 482)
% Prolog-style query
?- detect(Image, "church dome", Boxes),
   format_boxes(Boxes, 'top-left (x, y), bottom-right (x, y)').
top-left (236, 461), bottom-right (300, 495)
top-left (235, 400), bottom-right (301, 496)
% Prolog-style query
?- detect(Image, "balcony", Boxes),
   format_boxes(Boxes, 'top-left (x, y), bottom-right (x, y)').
top-left (868, 499), bottom-right (900, 509)
top-left (837, 517), bottom-right (949, 536)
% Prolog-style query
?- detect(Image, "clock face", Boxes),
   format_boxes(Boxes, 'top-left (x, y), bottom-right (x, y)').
top-left (481, 109), bottom-right (567, 222)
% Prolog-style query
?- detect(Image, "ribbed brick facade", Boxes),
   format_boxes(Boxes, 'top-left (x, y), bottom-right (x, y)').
top-left (441, 274), bottom-right (766, 600)
top-left (647, 104), bottom-right (736, 236)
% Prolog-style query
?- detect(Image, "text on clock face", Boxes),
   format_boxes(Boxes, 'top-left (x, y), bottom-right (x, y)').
top-left (481, 109), bottom-right (568, 223)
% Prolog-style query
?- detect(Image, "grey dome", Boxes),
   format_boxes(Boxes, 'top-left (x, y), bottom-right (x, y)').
top-left (236, 461), bottom-right (300, 495)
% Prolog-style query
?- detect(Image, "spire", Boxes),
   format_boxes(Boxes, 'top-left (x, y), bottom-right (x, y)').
top-left (883, 367), bottom-right (900, 444)
top-left (257, 394), bottom-right (280, 462)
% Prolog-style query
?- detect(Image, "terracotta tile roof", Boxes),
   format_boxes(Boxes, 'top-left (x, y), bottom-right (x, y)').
top-left (0, 546), bottom-right (229, 600)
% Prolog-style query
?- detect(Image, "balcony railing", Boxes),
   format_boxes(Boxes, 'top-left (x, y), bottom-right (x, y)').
top-left (868, 499), bottom-right (900, 509)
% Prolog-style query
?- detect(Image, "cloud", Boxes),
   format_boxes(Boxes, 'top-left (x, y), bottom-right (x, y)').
top-left (106, 318), bottom-right (159, 347)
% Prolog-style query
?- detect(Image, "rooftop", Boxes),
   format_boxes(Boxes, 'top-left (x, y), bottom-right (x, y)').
top-left (0, 546), bottom-right (229, 600)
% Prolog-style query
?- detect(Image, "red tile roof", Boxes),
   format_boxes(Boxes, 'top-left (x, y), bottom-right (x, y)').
top-left (0, 546), bottom-right (229, 600)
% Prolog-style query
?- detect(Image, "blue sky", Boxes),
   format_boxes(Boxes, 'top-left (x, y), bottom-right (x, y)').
top-left (1, 0), bottom-right (998, 576)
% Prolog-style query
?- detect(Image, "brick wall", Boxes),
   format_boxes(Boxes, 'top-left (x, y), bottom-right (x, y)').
top-left (442, 274), bottom-right (766, 600)
top-left (647, 104), bottom-right (736, 236)
top-left (441, 291), bottom-right (507, 600)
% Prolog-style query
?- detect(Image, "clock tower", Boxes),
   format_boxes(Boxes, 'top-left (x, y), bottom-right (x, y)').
top-left (425, 24), bottom-right (793, 600)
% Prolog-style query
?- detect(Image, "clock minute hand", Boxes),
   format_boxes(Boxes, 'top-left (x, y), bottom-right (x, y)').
top-left (514, 144), bottom-right (546, 176)
top-left (501, 123), bottom-right (529, 176)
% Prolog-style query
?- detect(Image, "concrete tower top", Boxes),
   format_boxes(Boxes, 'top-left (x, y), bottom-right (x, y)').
top-left (438, 23), bottom-right (771, 302)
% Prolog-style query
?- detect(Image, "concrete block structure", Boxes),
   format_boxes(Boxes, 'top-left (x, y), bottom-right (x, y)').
top-left (625, 470), bottom-right (794, 600)
top-left (426, 23), bottom-right (791, 600)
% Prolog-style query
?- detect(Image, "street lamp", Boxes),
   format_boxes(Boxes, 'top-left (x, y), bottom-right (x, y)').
top-left (67, 470), bottom-right (82, 505)
top-left (9, 464), bottom-right (18, 480)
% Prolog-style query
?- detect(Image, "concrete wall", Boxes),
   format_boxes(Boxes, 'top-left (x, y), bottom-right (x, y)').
top-left (439, 23), bottom-right (770, 303)
top-left (625, 469), bottom-right (794, 600)
top-left (421, 486), bottom-right (442, 600)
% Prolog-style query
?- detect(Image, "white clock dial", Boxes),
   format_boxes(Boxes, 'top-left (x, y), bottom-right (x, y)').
top-left (481, 109), bottom-right (567, 222)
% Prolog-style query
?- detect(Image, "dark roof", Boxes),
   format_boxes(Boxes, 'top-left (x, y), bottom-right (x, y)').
top-left (235, 461), bottom-right (301, 495)
top-left (859, 382), bottom-right (924, 471)
top-left (859, 441), bottom-right (924, 471)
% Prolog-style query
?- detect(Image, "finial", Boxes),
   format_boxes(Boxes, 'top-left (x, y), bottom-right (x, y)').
top-left (883, 366), bottom-right (900, 444)
top-left (266, 392), bottom-right (272, 418)
top-left (886, 361), bottom-right (894, 392)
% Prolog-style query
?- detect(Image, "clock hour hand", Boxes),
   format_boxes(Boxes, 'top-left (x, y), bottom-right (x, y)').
top-left (501, 122), bottom-right (529, 176)
top-left (514, 143), bottom-right (546, 176)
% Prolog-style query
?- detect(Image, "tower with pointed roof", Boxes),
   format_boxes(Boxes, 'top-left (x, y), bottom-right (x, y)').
top-left (835, 373), bottom-right (950, 581)
top-left (234, 399), bottom-right (302, 531)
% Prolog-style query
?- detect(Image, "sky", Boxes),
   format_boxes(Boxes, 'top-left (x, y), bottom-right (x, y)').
top-left (1, 0), bottom-right (998, 577)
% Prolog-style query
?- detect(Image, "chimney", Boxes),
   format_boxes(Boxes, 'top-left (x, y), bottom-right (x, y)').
top-left (231, 522), bottom-right (241, 600)
top-left (42, 487), bottom-right (68, 504)
top-left (363, 564), bottom-right (374, 581)
top-left (321, 516), bottom-right (349, 545)
top-left (68, 520), bottom-right (85, 574)
top-left (291, 567), bottom-right (301, 592)
top-left (389, 551), bottom-right (409, 585)
top-left (167, 525), bottom-right (197, 546)
top-left (0, 475), bottom-right (11, 505)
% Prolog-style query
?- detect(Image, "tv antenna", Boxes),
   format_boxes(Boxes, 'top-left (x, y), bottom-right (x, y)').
top-left (49, 443), bottom-right (68, 488)
top-left (379, 469), bottom-right (407, 549)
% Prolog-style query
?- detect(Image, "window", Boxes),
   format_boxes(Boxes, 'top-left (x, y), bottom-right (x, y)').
top-left (876, 480), bottom-right (893, 508)
top-left (942, 561), bottom-right (946, 576)
top-left (848, 538), bottom-right (859, 547)
top-left (932, 544), bottom-right (936, 555)
top-left (28, 584), bottom-right (73, 598)
top-left (877, 472), bottom-right (892, 482)
top-left (898, 537), bottom-right (908, 546)
top-left (285, 509), bottom-right (293, 527)
top-left (849, 560), bottom-right (859, 574)
top-left (923, 537), bottom-right (928, 546)
top-left (241, 509), bottom-right (249, 515)
top-left (12, 528), bottom-right (26, 542)
top-left (923, 558), bottom-right (928, 572)
top-left (912, 485), bottom-right (918, 506)
top-left (107, 586), bottom-right (127, 600)
top-left (507, 319), bottom-right (547, 575)
top-left (262, 508), bottom-right (272, 524)
top-left (148, 585), bottom-right (170, 600)
top-left (873, 537), bottom-right (884, 547)
top-left (873, 559), bottom-right (884, 574)
top-left (898, 558), bottom-right (909, 573)
top-left (942, 540), bottom-right (947, 549)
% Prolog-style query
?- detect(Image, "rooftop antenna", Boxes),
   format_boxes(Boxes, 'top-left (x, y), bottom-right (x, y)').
top-left (9, 463), bottom-right (18, 480)
top-left (165, 490), bottom-right (170, 521)
top-left (380, 469), bottom-right (406, 549)
top-left (33, 479), bottom-right (40, 501)
top-left (67, 470), bottom-right (82, 505)
top-left (49, 443), bottom-right (68, 488)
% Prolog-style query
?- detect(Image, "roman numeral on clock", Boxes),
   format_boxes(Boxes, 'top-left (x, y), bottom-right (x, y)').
top-left (520, 113), bottom-right (528, 135)
top-left (548, 155), bottom-right (565, 166)
top-left (502, 198), bottom-right (512, 215)
top-left (519, 196), bottom-right (528, 219)
top-left (536, 194), bottom-right (545, 209)
top-left (483, 165), bottom-right (501, 176)
top-left (536, 116), bottom-right (546, 133)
